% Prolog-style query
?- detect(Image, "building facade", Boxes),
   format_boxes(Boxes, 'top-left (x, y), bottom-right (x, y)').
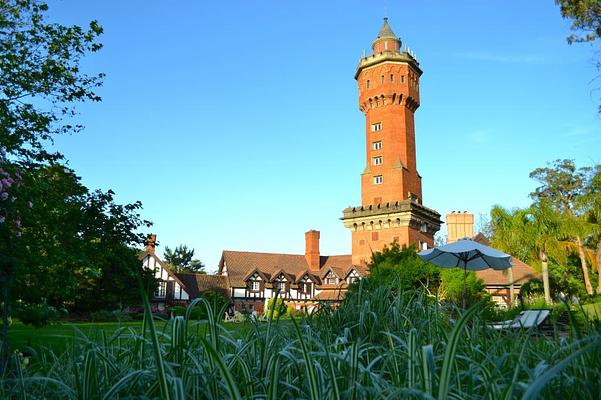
top-left (342, 18), bottom-right (442, 266)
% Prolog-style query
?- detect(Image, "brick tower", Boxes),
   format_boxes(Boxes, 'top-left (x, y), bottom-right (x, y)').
top-left (342, 18), bottom-right (441, 266)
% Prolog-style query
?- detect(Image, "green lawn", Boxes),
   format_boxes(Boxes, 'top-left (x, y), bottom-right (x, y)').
top-left (582, 302), bottom-right (601, 319)
top-left (8, 318), bottom-right (256, 354)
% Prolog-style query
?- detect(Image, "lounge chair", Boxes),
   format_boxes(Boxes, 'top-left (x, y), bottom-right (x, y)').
top-left (489, 309), bottom-right (551, 330)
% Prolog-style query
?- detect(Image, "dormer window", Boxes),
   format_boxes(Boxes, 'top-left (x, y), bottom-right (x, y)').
top-left (247, 272), bottom-right (261, 291)
top-left (325, 271), bottom-right (338, 285)
top-left (299, 282), bottom-right (312, 294)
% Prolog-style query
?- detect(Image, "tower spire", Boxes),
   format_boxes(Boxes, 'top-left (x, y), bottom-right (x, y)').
top-left (377, 17), bottom-right (396, 39)
top-left (372, 17), bottom-right (401, 53)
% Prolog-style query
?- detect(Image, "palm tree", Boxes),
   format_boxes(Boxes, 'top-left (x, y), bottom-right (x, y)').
top-left (530, 159), bottom-right (595, 295)
top-left (491, 203), bottom-right (563, 304)
top-left (585, 165), bottom-right (601, 293)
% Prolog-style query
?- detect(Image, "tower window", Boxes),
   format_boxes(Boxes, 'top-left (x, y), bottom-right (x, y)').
top-left (401, 75), bottom-right (405, 83)
top-left (366, 79), bottom-right (370, 88)
top-left (372, 156), bottom-right (383, 166)
top-left (372, 141), bottom-right (382, 150)
top-left (381, 75), bottom-right (384, 84)
top-left (374, 175), bottom-right (383, 185)
top-left (371, 122), bottom-right (382, 132)
top-left (390, 74), bottom-right (394, 82)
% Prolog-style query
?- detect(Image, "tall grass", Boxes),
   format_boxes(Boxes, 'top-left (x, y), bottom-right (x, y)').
top-left (1, 281), bottom-right (600, 399)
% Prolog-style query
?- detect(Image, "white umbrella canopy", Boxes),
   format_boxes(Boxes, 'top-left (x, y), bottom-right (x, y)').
top-left (418, 238), bottom-right (513, 307)
top-left (418, 238), bottom-right (512, 271)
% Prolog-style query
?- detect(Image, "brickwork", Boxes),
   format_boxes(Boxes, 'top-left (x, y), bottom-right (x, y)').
top-left (446, 212), bottom-right (475, 243)
top-left (342, 19), bottom-right (441, 263)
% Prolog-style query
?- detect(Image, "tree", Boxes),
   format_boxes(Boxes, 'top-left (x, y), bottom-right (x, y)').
top-left (490, 204), bottom-right (564, 304)
top-left (556, 0), bottom-right (601, 44)
top-left (584, 164), bottom-right (601, 293)
top-left (0, 1), bottom-right (153, 373)
top-left (163, 244), bottom-right (206, 274)
top-left (556, 0), bottom-right (601, 111)
top-left (368, 242), bottom-right (441, 294)
top-left (529, 159), bottom-right (595, 295)
top-left (364, 242), bottom-right (486, 306)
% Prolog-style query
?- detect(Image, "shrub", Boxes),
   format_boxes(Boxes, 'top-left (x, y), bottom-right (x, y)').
top-left (264, 297), bottom-right (288, 319)
top-left (16, 302), bottom-right (66, 328)
top-left (89, 309), bottom-right (132, 322)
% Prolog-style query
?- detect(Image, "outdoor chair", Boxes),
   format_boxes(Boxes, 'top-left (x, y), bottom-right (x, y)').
top-left (489, 309), bottom-right (551, 330)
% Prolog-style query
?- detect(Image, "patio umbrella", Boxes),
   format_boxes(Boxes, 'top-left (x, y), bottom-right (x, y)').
top-left (418, 238), bottom-right (512, 307)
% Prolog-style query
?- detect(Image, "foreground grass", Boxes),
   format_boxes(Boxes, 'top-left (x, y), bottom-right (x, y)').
top-left (1, 288), bottom-right (600, 399)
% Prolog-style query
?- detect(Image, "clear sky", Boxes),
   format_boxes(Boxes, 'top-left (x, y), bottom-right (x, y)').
top-left (46, 1), bottom-right (600, 272)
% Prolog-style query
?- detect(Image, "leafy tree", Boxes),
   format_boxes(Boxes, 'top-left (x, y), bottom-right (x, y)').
top-left (364, 242), bottom-right (486, 306)
top-left (584, 164), bottom-right (601, 292)
top-left (556, 0), bottom-right (601, 44)
top-left (369, 242), bottom-right (441, 294)
top-left (0, 0), bottom-right (152, 371)
top-left (163, 244), bottom-right (205, 274)
top-left (556, 1), bottom-right (601, 110)
top-left (530, 159), bottom-right (595, 295)
top-left (490, 204), bottom-right (564, 304)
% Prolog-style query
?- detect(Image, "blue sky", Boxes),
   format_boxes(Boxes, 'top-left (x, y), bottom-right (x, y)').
top-left (47, 1), bottom-right (600, 271)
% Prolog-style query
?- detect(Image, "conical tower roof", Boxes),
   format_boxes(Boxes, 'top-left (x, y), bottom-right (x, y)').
top-left (376, 17), bottom-right (397, 39)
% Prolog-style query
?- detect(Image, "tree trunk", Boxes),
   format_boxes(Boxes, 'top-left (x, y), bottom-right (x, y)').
top-left (507, 266), bottom-right (515, 306)
top-left (540, 250), bottom-right (551, 304)
top-left (595, 239), bottom-right (601, 294)
top-left (576, 236), bottom-right (594, 295)
top-left (0, 269), bottom-right (14, 375)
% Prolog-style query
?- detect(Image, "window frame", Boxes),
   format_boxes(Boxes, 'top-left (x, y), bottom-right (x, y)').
top-left (155, 281), bottom-right (167, 298)
top-left (372, 141), bottom-right (382, 150)
top-left (374, 175), bottom-right (383, 185)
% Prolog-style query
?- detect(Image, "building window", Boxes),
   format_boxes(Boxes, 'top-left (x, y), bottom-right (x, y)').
top-left (155, 281), bottom-right (166, 298)
top-left (366, 79), bottom-right (370, 88)
top-left (275, 281), bottom-right (286, 292)
top-left (348, 276), bottom-right (359, 284)
top-left (326, 276), bottom-right (337, 285)
top-left (299, 282), bottom-right (312, 294)
top-left (374, 175), bottom-right (383, 185)
top-left (372, 232), bottom-right (380, 241)
top-left (372, 156), bottom-right (383, 166)
top-left (380, 75), bottom-right (384, 84)
top-left (249, 280), bottom-right (260, 291)
top-left (390, 74), bottom-right (394, 82)
top-left (371, 122), bottom-right (382, 132)
top-left (372, 141), bottom-right (382, 150)
top-left (401, 75), bottom-right (405, 83)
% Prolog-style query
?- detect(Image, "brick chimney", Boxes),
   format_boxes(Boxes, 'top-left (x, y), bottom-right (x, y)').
top-left (146, 234), bottom-right (157, 254)
top-left (446, 212), bottom-right (474, 243)
top-left (305, 230), bottom-right (320, 271)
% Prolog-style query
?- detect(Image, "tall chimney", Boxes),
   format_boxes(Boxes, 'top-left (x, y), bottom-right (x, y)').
top-left (446, 212), bottom-right (474, 243)
top-left (146, 234), bottom-right (157, 254)
top-left (305, 230), bottom-right (320, 271)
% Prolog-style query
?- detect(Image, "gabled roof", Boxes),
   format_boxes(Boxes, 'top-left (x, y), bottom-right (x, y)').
top-left (295, 270), bottom-right (321, 284)
top-left (270, 269), bottom-right (296, 283)
top-left (139, 251), bottom-right (188, 291)
top-left (175, 273), bottom-right (230, 300)
top-left (242, 267), bottom-right (271, 282)
top-left (219, 250), bottom-right (366, 288)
